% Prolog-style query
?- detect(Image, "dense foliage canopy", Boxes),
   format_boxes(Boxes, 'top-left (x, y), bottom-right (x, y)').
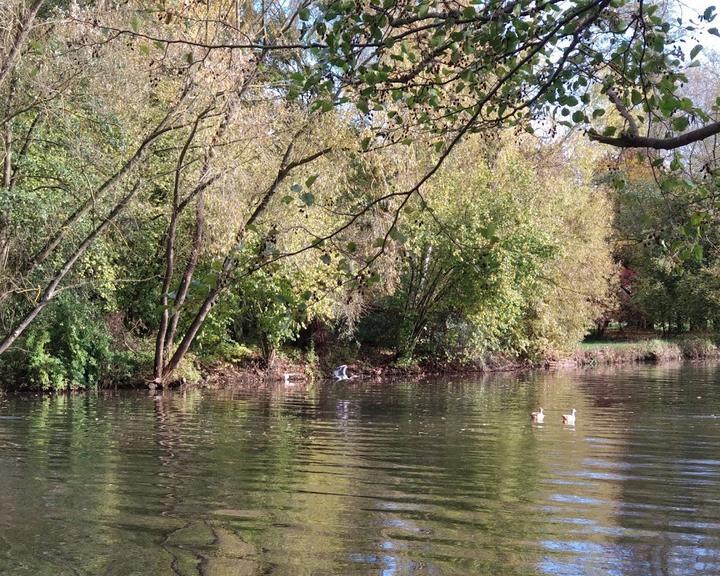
top-left (1, 0), bottom-right (720, 388)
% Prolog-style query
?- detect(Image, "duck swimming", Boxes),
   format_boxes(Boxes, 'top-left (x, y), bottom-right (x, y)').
top-left (562, 408), bottom-right (577, 425)
top-left (530, 407), bottom-right (545, 423)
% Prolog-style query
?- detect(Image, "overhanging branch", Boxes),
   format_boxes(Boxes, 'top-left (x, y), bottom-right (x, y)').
top-left (588, 121), bottom-right (720, 149)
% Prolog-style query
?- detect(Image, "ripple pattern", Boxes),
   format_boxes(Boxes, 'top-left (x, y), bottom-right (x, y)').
top-left (0, 364), bottom-right (719, 574)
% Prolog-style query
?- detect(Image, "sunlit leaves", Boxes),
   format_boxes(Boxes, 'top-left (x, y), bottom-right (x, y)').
top-left (295, 0), bottom-right (718, 151)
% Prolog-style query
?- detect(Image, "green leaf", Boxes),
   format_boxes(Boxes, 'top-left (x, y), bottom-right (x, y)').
top-left (660, 96), bottom-right (677, 117)
top-left (320, 253), bottom-right (332, 265)
top-left (672, 116), bottom-right (689, 131)
top-left (298, 7), bottom-right (311, 21)
top-left (602, 126), bottom-right (617, 137)
top-left (572, 110), bottom-right (584, 123)
top-left (690, 44), bottom-right (703, 60)
top-left (704, 5), bottom-right (716, 20)
top-left (305, 174), bottom-right (318, 188)
top-left (418, 3), bottom-right (430, 18)
top-left (300, 192), bottom-right (315, 206)
top-left (388, 228), bottom-right (406, 243)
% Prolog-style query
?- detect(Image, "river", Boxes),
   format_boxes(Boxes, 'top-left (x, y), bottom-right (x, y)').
top-left (0, 363), bottom-right (719, 575)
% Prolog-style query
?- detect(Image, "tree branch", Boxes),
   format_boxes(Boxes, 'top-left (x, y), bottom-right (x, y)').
top-left (588, 121), bottom-right (720, 149)
top-left (606, 87), bottom-right (638, 136)
top-left (0, 0), bottom-right (44, 90)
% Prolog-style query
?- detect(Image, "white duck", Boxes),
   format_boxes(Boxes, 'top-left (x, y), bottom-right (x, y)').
top-left (562, 408), bottom-right (577, 425)
top-left (530, 407), bottom-right (545, 423)
top-left (283, 373), bottom-right (299, 386)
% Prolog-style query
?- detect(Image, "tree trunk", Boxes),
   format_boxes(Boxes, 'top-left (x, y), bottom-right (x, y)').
top-left (156, 138), bottom-right (331, 383)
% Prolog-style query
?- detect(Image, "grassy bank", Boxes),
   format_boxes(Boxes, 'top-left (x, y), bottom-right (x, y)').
top-left (572, 337), bottom-right (720, 367)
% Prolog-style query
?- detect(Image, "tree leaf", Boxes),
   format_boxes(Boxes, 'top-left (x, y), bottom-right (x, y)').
top-left (672, 116), bottom-right (689, 131)
top-left (300, 192), bottom-right (315, 206)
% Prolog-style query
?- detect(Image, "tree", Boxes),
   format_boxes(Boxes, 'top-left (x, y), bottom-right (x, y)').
top-left (0, 1), bottom-right (192, 355)
top-left (4, 0), bottom-right (720, 386)
top-left (358, 133), bottom-right (616, 361)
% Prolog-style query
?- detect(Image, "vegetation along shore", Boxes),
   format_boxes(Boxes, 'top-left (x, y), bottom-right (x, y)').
top-left (3, 0), bottom-right (720, 391)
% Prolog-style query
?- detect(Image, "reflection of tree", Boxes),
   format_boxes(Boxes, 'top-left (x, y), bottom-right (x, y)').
top-left (152, 390), bottom-right (264, 576)
top-left (298, 377), bottom-right (554, 574)
top-left (580, 364), bottom-right (720, 576)
top-left (520, 371), bottom-right (630, 576)
top-left (2, 371), bottom-right (718, 575)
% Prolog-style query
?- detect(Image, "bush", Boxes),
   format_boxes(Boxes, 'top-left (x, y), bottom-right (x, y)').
top-left (1, 294), bottom-right (142, 390)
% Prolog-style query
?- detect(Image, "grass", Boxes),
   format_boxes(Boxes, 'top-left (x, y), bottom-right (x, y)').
top-left (574, 336), bottom-right (720, 366)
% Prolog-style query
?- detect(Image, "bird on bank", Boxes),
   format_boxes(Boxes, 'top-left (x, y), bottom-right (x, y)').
top-left (562, 408), bottom-right (577, 425)
top-left (283, 373), bottom-right (300, 386)
top-left (333, 364), bottom-right (350, 381)
top-left (530, 407), bottom-right (545, 423)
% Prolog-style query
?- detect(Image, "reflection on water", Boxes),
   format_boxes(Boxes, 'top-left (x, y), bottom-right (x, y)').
top-left (1, 364), bottom-right (720, 574)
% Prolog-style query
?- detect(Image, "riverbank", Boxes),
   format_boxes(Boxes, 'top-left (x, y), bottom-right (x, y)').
top-left (197, 336), bottom-right (720, 388)
top-left (571, 337), bottom-right (720, 367)
top-left (2, 336), bottom-right (718, 392)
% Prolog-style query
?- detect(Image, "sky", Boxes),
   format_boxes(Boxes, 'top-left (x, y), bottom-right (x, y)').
top-left (678, 0), bottom-right (720, 51)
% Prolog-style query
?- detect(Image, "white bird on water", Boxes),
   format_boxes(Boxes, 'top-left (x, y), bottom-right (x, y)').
top-left (530, 407), bottom-right (544, 423)
top-left (562, 408), bottom-right (577, 425)
top-left (283, 373), bottom-right (300, 386)
top-left (333, 365), bottom-right (350, 381)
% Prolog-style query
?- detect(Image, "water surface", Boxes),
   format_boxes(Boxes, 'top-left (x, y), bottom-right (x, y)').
top-left (1, 364), bottom-right (720, 575)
